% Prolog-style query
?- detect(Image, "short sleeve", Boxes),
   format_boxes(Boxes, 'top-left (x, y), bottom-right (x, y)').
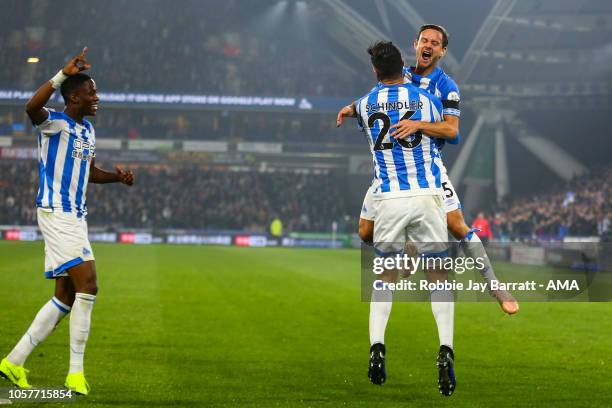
top-left (439, 76), bottom-right (461, 117)
top-left (37, 108), bottom-right (65, 136)
top-left (355, 97), bottom-right (365, 130)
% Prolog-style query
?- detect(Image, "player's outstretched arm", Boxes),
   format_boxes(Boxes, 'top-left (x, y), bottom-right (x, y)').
top-left (25, 47), bottom-right (91, 125)
top-left (89, 159), bottom-right (134, 186)
top-left (336, 102), bottom-right (357, 127)
top-left (390, 115), bottom-right (459, 140)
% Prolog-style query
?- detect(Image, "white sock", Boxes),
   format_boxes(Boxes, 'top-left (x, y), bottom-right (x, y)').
top-left (463, 230), bottom-right (498, 284)
top-left (7, 297), bottom-right (71, 366)
top-left (69, 293), bottom-right (96, 374)
top-left (369, 289), bottom-right (392, 345)
top-left (430, 290), bottom-right (454, 349)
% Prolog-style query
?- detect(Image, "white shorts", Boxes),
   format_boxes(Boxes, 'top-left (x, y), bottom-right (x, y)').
top-left (440, 171), bottom-right (462, 213)
top-left (360, 185), bottom-right (376, 221)
top-left (361, 172), bottom-right (462, 221)
top-left (373, 195), bottom-right (448, 257)
top-left (37, 208), bottom-right (94, 279)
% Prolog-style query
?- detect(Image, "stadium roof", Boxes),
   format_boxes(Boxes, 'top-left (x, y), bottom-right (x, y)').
top-left (316, 0), bottom-right (612, 106)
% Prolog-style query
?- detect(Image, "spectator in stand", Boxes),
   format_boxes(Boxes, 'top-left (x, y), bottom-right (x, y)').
top-left (270, 216), bottom-right (283, 238)
top-left (0, 106), bottom-right (358, 144)
top-left (471, 212), bottom-right (492, 244)
top-left (0, 160), bottom-right (351, 233)
top-left (483, 165), bottom-right (612, 241)
top-left (0, 0), bottom-right (370, 98)
top-left (1, 159), bottom-right (610, 239)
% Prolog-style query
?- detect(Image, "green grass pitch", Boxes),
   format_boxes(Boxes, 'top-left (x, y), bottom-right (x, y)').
top-left (0, 241), bottom-right (610, 407)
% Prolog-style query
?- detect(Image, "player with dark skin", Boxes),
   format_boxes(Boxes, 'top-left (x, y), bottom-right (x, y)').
top-left (25, 47), bottom-right (134, 308)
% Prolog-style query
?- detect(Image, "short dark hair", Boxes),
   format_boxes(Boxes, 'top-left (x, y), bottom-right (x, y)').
top-left (417, 24), bottom-right (449, 48)
top-left (60, 73), bottom-right (92, 104)
top-left (367, 41), bottom-right (403, 81)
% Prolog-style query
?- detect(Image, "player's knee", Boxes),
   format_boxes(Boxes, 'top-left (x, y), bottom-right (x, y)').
top-left (358, 219), bottom-right (374, 244)
top-left (55, 279), bottom-right (76, 306)
top-left (71, 261), bottom-right (98, 295)
top-left (87, 283), bottom-right (99, 296)
top-left (62, 293), bottom-right (76, 307)
top-left (54, 293), bottom-right (75, 307)
top-left (77, 280), bottom-right (98, 296)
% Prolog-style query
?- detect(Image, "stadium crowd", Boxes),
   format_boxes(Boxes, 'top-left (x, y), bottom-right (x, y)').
top-left (0, 160), bottom-right (350, 232)
top-left (0, 1), bottom-right (373, 144)
top-left (2, 158), bottom-right (610, 239)
top-left (1, 0), bottom-right (368, 97)
top-left (485, 165), bottom-right (612, 240)
top-left (0, 107), bottom-right (353, 143)
top-left (3, 157), bottom-right (610, 240)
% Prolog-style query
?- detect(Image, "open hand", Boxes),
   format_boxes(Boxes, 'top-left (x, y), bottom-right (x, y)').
top-left (62, 47), bottom-right (92, 76)
top-left (390, 119), bottom-right (422, 139)
top-left (116, 166), bottom-right (134, 186)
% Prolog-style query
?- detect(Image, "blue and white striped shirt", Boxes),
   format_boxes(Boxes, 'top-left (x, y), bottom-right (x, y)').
top-left (403, 66), bottom-right (460, 118)
top-left (403, 66), bottom-right (461, 150)
top-left (356, 83), bottom-right (444, 199)
top-left (36, 109), bottom-right (96, 217)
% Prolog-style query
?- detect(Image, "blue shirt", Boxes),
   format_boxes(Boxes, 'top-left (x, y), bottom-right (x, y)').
top-left (355, 82), bottom-right (444, 198)
top-left (36, 109), bottom-right (96, 218)
top-left (403, 66), bottom-right (461, 149)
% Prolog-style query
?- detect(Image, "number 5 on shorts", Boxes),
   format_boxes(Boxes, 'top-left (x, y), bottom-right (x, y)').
top-left (442, 182), bottom-right (454, 199)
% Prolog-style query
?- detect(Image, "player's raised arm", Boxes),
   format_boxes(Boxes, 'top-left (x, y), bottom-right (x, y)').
top-left (89, 159), bottom-right (134, 185)
top-left (25, 47), bottom-right (91, 125)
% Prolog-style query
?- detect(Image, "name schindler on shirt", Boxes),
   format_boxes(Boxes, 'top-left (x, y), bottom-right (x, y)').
top-left (366, 99), bottom-right (423, 114)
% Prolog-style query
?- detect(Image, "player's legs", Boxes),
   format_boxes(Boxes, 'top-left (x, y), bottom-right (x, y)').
top-left (424, 265), bottom-right (456, 396)
top-left (4, 279), bottom-right (73, 366)
top-left (440, 176), bottom-right (469, 240)
top-left (362, 185), bottom-right (386, 384)
top-left (460, 224), bottom-right (518, 314)
top-left (426, 268), bottom-right (454, 350)
top-left (444, 178), bottom-right (519, 315)
top-left (359, 185), bottom-right (375, 245)
top-left (359, 218), bottom-right (374, 245)
top-left (0, 210), bottom-right (85, 388)
top-left (446, 208), bottom-right (469, 240)
top-left (426, 266), bottom-right (457, 397)
top-left (405, 196), bottom-right (454, 352)
top-left (36, 209), bottom-right (96, 393)
top-left (370, 196), bottom-right (414, 348)
top-left (405, 195), bottom-right (456, 396)
top-left (368, 196), bottom-right (415, 385)
top-left (368, 266), bottom-right (396, 386)
top-left (369, 268), bottom-right (397, 346)
top-left (1, 284), bottom-right (72, 388)
top-left (64, 260), bottom-right (96, 394)
top-left (55, 276), bottom-right (77, 306)
top-left (67, 260), bottom-right (98, 296)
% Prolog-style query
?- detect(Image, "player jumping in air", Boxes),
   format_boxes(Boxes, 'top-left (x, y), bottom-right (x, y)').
top-left (338, 25), bottom-right (519, 316)
top-left (0, 48), bottom-right (134, 395)
top-left (354, 41), bottom-right (456, 396)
